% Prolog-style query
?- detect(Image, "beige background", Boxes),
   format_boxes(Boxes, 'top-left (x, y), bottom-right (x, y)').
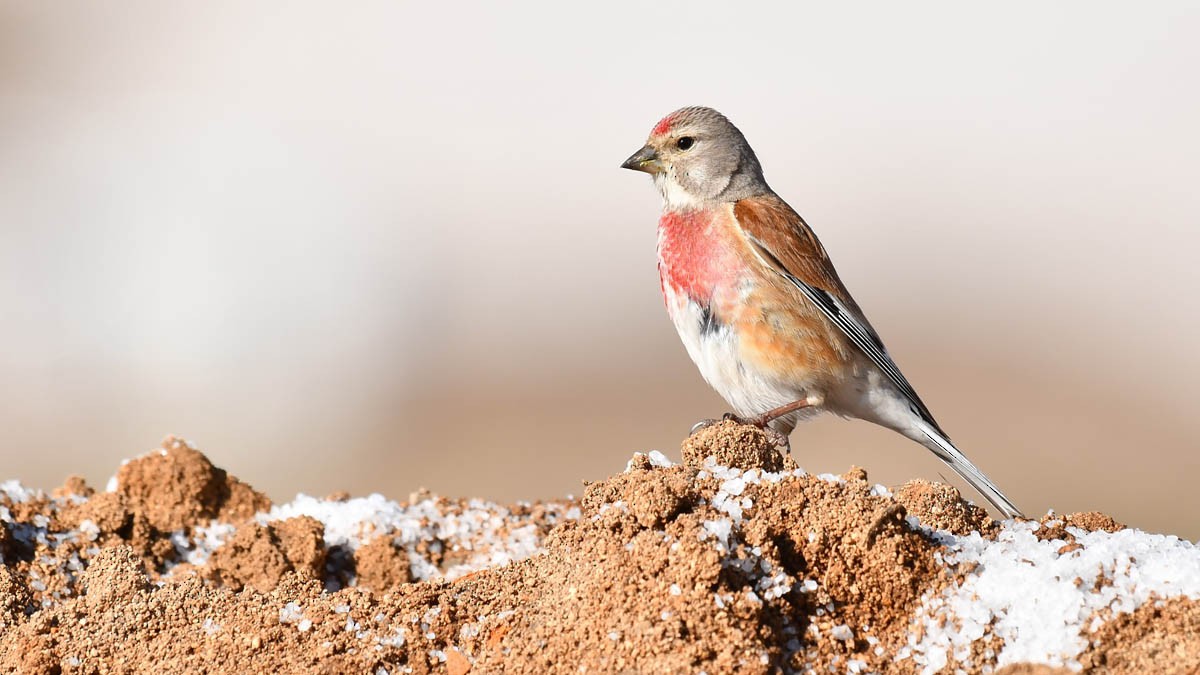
top-left (2, 3), bottom-right (1198, 537)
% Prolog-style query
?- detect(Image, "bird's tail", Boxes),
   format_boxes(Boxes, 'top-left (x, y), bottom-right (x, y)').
top-left (915, 421), bottom-right (1024, 520)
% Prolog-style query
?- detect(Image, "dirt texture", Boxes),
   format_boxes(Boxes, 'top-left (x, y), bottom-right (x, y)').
top-left (1081, 596), bottom-right (1200, 674)
top-left (0, 424), bottom-right (1192, 673)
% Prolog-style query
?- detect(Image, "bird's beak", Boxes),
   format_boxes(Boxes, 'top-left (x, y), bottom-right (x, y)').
top-left (620, 145), bottom-right (663, 174)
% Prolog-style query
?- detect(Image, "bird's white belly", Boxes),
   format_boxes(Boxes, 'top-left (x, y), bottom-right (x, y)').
top-left (663, 285), bottom-right (803, 419)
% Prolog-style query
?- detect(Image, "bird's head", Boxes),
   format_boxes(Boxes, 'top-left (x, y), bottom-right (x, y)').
top-left (621, 106), bottom-right (768, 210)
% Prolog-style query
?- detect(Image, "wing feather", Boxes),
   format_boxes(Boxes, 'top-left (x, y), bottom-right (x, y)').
top-left (733, 195), bottom-right (945, 435)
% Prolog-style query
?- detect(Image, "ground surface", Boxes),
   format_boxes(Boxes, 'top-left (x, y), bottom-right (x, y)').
top-left (0, 424), bottom-right (1197, 674)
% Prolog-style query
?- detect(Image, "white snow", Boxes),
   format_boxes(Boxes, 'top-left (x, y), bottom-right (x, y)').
top-left (259, 492), bottom-right (573, 581)
top-left (648, 451), bottom-right (675, 468)
top-left (899, 520), bottom-right (1200, 672)
top-left (379, 627), bottom-right (406, 647)
top-left (279, 602), bottom-right (305, 624)
top-left (78, 519), bottom-right (100, 542)
top-left (625, 450), bottom-right (676, 471)
top-left (721, 476), bottom-right (746, 496)
top-left (0, 480), bottom-right (37, 503)
top-left (170, 521), bottom-right (236, 568)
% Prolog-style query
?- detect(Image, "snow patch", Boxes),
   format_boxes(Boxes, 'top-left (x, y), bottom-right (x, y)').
top-left (899, 520), bottom-right (1200, 672)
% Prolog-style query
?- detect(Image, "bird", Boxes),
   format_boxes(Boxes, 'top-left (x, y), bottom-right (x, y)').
top-left (621, 106), bottom-right (1023, 519)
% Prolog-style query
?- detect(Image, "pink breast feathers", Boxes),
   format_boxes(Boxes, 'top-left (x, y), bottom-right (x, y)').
top-left (657, 209), bottom-right (744, 304)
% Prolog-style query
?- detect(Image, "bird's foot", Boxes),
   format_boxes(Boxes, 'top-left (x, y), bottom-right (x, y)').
top-left (722, 411), bottom-right (750, 425)
top-left (760, 425), bottom-right (792, 454)
top-left (688, 413), bottom-right (758, 438)
top-left (687, 412), bottom-right (792, 454)
top-left (688, 418), bottom-right (722, 436)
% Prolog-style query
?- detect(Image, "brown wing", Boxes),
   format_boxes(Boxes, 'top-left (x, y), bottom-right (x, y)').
top-left (733, 194), bottom-right (863, 314)
top-left (732, 193), bottom-right (945, 435)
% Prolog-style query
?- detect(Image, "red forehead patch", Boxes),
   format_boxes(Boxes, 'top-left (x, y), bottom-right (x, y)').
top-left (651, 113), bottom-right (676, 137)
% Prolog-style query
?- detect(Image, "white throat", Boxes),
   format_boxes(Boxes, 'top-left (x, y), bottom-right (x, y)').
top-left (653, 172), bottom-right (702, 211)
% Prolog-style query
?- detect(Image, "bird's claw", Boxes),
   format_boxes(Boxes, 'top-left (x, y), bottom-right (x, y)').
top-left (690, 413), bottom-right (792, 453)
top-left (761, 426), bottom-right (792, 454)
top-left (691, 413), bottom-right (750, 436)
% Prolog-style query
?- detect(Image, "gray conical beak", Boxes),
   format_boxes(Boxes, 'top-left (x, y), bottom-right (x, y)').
top-left (620, 145), bottom-right (663, 174)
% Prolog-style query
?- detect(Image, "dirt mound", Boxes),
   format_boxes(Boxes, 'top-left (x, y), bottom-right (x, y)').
top-left (0, 424), bottom-right (1196, 673)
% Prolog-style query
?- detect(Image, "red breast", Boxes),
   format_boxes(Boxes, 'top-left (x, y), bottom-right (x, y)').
top-left (656, 207), bottom-right (746, 306)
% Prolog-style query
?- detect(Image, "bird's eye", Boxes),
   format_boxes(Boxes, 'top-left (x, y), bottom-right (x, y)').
top-left (676, 136), bottom-right (695, 150)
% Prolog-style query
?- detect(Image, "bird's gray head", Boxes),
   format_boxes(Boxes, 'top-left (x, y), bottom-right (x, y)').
top-left (621, 106), bottom-right (769, 210)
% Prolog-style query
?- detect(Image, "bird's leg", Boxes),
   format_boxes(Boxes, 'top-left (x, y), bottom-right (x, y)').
top-left (688, 397), bottom-right (812, 453)
top-left (692, 399), bottom-right (815, 433)
top-left (746, 398), bottom-right (814, 428)
top-left (724, 399), bottom-right (809, 454)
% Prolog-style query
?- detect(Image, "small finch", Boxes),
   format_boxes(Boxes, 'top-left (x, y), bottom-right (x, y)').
top-left (622, 106), bottom-right (1023, 519)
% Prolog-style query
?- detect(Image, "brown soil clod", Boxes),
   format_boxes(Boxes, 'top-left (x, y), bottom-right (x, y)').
top-left (206, 516), bottom-right (326, 592)
top-left (354, 537), bottom-right (413, 591)
top-left (1079, 596), bottom-right (1200, 673)
top-left (680, 419), bottom-right (797, 472)
top-left (114, 435), bottom-right (271, 532)
top-left (894, 479), bottom-right (996, 536)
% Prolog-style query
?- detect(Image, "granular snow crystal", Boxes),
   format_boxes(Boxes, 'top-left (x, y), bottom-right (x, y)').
top-left (899, 519), bottom-right (1200, 672)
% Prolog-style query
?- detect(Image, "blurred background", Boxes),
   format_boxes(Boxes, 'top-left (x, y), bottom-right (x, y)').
top-left (1, 2), bottom-right (1198, 537)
